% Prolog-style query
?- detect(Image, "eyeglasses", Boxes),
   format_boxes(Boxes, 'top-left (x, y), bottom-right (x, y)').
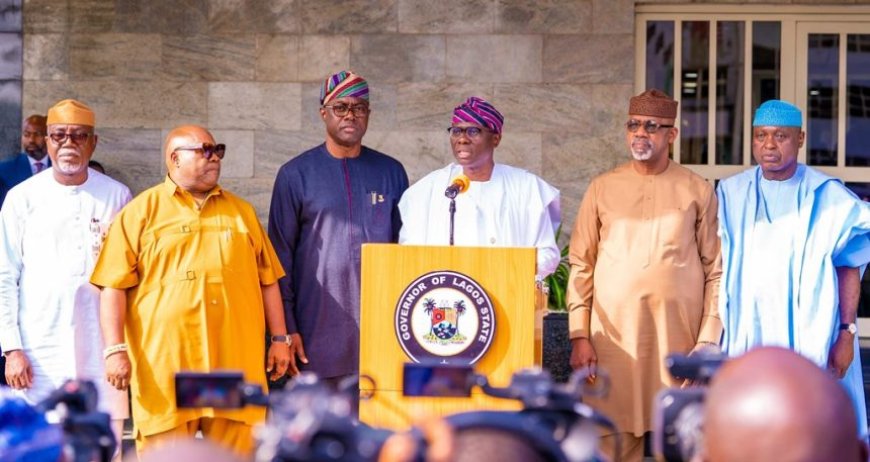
top-left (48, 132), bottom-right (92, 144)
top-left (626, 119), bottom-right (674, 134)
top-left (447, 126), bottom-right (487, 139)
top-left (173, 143), bottom-right (226, 160)
top-left (322, 103), bottom-right (370, 118)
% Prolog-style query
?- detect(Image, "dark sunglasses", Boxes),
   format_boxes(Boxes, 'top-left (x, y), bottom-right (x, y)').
top-left (48, 132), bottom-right (92, 144)
top-left (173, 143), bottom-right (226, 160)
top-left (625, 119), bottom-right (674, 134)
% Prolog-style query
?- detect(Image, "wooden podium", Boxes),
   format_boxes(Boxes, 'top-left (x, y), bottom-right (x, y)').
top-left (359, 243), bottom-right (542, 430)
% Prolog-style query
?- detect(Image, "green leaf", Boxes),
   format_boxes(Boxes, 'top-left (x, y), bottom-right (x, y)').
top-left (545, 224), bottom-right (571, 312)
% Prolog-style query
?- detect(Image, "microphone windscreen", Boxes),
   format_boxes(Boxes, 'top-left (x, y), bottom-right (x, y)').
top-left (453, 174), bottom-right (470, 193)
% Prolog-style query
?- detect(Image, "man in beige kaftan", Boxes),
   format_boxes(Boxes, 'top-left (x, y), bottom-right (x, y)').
top-left (566, 89), bottom-right (722, 462)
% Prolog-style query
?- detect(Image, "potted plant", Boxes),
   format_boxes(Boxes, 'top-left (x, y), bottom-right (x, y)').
top-left (542, 226), bottom-right (572, 382)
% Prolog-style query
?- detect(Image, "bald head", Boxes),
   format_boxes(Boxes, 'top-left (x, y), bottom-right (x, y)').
top-left (164, 125), bottom-right (221, 199)
top-left (164, 125), bottom-right (214, 166)
top-left (704, 347), bottom-right (866, 462)
top-left (137, 439), bottom-right (242, 462)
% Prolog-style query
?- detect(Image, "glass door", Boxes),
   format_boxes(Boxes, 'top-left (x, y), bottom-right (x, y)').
top-left (796, 22), bottom-right (870, 331)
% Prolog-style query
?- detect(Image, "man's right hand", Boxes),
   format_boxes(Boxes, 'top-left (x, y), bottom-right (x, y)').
top-left (570, 337), bottom-right (598, 379)
top-left (105, 351), bottom-right (132, 391)
top-left (287, 333), bottom-right (309, 376)
top-left (4, 350), bottom-right (33, 390)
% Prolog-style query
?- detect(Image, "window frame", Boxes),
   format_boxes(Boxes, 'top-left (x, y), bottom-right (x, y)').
top-left (635, 4), bottom-right (870, 181)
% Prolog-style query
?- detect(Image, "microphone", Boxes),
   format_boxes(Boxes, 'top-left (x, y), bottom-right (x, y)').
top-left (444, 174), bottom-right (470, 199)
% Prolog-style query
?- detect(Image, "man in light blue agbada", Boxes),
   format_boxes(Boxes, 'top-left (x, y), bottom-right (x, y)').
top-left (718, 99), bottom-right (870, 435)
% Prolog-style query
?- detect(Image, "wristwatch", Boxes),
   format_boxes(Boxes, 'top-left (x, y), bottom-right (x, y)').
top-left (270, 334), bottom-right (293, 346)
top-left (839, 323), bottom-right (858, 335)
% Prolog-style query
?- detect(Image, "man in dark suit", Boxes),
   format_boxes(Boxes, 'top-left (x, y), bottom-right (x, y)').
top-left (0, 115), bottom-right (50, 206)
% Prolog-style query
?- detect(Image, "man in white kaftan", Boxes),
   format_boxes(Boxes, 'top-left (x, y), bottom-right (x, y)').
top-left (0, 100), bottom-right (131, 445)
top-left (718, 100), bottom-right (870, 435)
top-left (398, 96), bottom-right (560, 278)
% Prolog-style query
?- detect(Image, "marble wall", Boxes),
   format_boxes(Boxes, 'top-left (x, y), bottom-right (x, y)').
top-left (0, 0), bottom-right (22, 157)
top-left (22, 0), bottom-right (636, 227)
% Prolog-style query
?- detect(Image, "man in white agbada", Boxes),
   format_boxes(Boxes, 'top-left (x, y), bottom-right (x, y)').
top-left (718, 99), bottom-right (870, 436)
top-left (398, 96), bottom-right (560, 278)
top-left (0, 99), bottom-right (131, 453)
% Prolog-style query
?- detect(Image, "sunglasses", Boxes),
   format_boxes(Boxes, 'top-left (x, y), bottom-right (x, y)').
top-left (173, 143), bottom-right (226, 160)
top-left (625, 119), bottom-right (674, 134)
top-left (48, 132), bottom-right (92, 144)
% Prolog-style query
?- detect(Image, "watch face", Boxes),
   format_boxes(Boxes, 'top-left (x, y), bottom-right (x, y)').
top-left (849, 324), bottom-right (858, 335)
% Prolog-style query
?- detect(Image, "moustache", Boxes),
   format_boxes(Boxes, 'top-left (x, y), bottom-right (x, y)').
top-left (632, 138), bottom-right (652, 148)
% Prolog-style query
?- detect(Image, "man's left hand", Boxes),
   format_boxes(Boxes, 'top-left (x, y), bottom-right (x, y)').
top-left (827, 333), bottom-right (854, 379)
top-left (681, 342), bottom-right (721, 388)
top-left (266, 342), bottom-right (292, 381)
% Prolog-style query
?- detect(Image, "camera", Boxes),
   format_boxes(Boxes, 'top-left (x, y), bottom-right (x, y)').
top-left (652, 350), bottom-right (727, 462)
top-left (402, 362), bottom-right (475, 398)
top-left (175, 371), bottom-right (269, 409)
top-left (175, 371), bottom-right (391, 462)
top-left (20, 380), bottom-right (117, 462)
top-left (50, 381), bottom-right (117, 462)
top-left (174, 363), bottom-right (616, 462)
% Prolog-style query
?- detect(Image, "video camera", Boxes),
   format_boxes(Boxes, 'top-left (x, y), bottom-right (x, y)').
top-left (28, 380), bottom-right (116, 462)
top-left (652, 350), bottom-right (728, 462)
top-left (404, 362), bottom-right (615, 462)
top-left (176, 371), bottom-right (391, 462)
top-left (44, 380), bottom-right (117, 462)
top-left (175, 363), bottom-right (616, 462)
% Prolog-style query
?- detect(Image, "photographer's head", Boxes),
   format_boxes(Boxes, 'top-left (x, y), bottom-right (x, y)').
top-left (703, 347), bottom-right (867, 462)
top-left (137, 439), bottom-right (242, 462)
top-left (378, 419), bottom-right (547, 462)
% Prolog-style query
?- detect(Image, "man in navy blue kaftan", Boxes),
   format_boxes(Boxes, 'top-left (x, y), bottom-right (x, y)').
top-left (268, 71), bottom-right (409, 385)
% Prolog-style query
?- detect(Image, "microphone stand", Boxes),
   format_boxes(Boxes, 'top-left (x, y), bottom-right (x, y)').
top-left (446, 188), bottom-right (458, 246)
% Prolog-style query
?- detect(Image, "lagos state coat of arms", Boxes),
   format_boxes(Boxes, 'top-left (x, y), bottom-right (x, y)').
top-left (394, 270), bottom-right (496, 364)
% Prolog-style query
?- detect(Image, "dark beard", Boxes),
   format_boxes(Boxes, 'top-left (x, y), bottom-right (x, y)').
top-left (25, 147), bottom-right (47, 160)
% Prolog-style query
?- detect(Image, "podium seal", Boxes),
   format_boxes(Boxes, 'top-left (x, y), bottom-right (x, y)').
top-left (394, 270), bottom-right (496, 364)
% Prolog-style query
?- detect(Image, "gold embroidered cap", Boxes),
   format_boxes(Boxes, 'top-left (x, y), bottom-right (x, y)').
top-left (46, 99), bottom-right (95, 127)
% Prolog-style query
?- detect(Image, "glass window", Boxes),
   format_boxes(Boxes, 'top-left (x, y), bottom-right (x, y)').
top-left (846, 183), bottom-right (870, 319)
top-left (716, 22), bottom-right (745, 165)
top-left (807, 33), bottom-right (839, 167)
top-left (681, 21), bottom-right (710, 165)
top-left (646, 21), bottom-right (675, 97)
top-left (638, 6), bottom-right (870, 329)
top-left (752, 22), bottom-right (781, 109)
top-left (846, 34), bottom-right (870, 167)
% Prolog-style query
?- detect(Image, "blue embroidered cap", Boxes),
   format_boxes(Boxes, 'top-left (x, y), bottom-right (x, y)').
top-left (752, 100), bottom-right (802, 128)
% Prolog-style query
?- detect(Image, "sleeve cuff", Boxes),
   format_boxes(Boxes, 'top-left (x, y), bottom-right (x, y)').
top-left (697, 315), bottom-right (724, 345)
top-left (285, 311), bottom-right (298, 334)
top-left (568, 307), bottom-right (591, 339)
top-left (0, 328), bottom-right (23, 352)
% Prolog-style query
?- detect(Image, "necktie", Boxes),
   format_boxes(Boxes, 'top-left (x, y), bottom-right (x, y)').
top-left (34, 161), bottom-right (44, 173)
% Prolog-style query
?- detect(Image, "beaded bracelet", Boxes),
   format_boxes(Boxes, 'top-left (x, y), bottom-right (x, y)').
top-left (103, 343), bottom-right (128, 359)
